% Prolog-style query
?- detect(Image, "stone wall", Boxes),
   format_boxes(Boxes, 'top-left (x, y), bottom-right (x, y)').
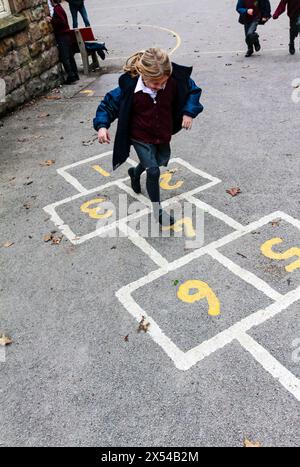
top-left (0, 0), bottom-right (63, 116)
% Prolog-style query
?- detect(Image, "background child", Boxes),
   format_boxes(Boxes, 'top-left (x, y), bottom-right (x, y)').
top-left (236, 0), bottom-right (271, 57)
top-left (93, 48), bottom-right (203, 226)
top-left (46, 0), bottom-right (79, 84)
top-left (65, 0), bottom-right (91, 29)
top-left (273, 0), bottom-right (300, 54)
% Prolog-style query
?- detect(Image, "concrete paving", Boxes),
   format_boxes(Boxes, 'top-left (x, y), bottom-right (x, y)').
top-left (0, 0), bottom-right (299, 447)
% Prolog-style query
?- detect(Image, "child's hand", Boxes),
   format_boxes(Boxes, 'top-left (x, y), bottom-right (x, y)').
top-left (261, 17), bottom-right (268, 23)
top-left (98, 128), bottom-right (111, 144)
top-left (247, 8), bottom-right (254, 15)
top-left (46, 16), bottom-right (52, 22)
top-left (182, 115), bottom-right (193, 130)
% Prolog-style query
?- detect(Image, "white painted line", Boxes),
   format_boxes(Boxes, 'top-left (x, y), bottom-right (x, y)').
top-left (209, 249), bottom-right (283, 301)
top-left (237, 333), bottom-right (300, 402)
top-left (118, 222), bottom-right (169, 268)
top-left (58, 151), bottom-right (113, 172)
top-left (57, 168), bottom-right (88, 194)
top-left (172, 157), bottom-right (221, 184)
top-left (185, 194), bottom-right (245, 231)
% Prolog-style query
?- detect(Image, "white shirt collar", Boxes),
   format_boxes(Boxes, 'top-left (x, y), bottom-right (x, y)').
top-left (134, 75), bottom-right (158, 100)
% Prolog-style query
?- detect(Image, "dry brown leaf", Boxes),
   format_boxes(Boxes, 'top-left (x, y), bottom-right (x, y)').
top-left (138, 316), bottom-right (150, 333)
top-left (244, 438), bottom-right (262, 448)
top-left (226, 187), bottom-right (241, 197)
top-left (3, 241), bottom-right (14, 248)
top-left (124, 335), bottom-right (129, 342)
top-left (0, 334), bottom-right (13, 346)
top-left (23, 203), bottom-right (31, 210)
top-left (270, 218), bottom-right (281, 227)
top-left (45, 95), bottom-right (62, 100)
top-left (51, 236), bottom-right (63, 245)
top-left (43, 234), bottom-right (53, 242)
top-left (40, 159), bottom-right (55, 167)
top-left (38, 113), bottom-right (50, 118)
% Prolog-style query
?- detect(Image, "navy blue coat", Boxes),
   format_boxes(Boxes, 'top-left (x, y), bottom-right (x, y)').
top-left (93, 63), bottom-right (203, 170)
top-left (236, 0), bottom-right (271, 24)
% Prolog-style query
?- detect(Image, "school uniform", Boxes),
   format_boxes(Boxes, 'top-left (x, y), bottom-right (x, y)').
top-left (273, 0), bottom-right (300, 45)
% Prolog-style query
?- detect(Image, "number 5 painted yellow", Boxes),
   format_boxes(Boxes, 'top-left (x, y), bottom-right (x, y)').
top-left (80, 198), bottom-right (113, 219)
top-left (177, 280), bottom-right (220, 316)
top-left (261, 238), bottom-right (300, 272)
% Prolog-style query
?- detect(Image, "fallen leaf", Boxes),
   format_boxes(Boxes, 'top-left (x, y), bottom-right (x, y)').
top-left (137, 316), bottom-right (150, 333)
top-left (45, 95), bottom-right (62, 100)
top-left (43, 234), bottom-right (53, 242)
top-left (226, 187), bottom-right (241, 197)
top-left (124, 335), bottom-right (129, 342)
top-left (23, 203), bottom-right (31, 210)
top-left (40, 160), bottom-right (55, 166)
top-left (82, 136), bottom-right (98, 146)
top-left (51, 236), bottom-right (63, 245)
top-left (172, 279), bottom-right (180, 286)
top-left (270, 218), bottom-right (281, 227)
top-left (38, 113), bottom-right (50, 118)
top-left (244, 438), bottom-right (262, 448)
top-left (24, 180), bottom-right (33, 186)
top-left (3, 241), bottom-right (14, 248)
top-left (0, 334), bottom-right (12, 346)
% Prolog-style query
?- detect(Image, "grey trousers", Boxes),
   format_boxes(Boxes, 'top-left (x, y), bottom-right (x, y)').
top-left (244, 20), bottom-right (259, 48)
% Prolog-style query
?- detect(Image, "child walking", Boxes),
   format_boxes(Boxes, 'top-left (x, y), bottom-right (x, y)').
top-left (46, 0), bottom-right (79, 84)
top-left (93, 48), bottom-right (203, 226)
top-left (236, 0), bottom-right (271, 56)
top-left (273, 0), bottom-right (300, 54)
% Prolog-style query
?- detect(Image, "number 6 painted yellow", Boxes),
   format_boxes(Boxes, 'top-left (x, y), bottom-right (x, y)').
top-left (177, 280), bottom-right (220, 316)
top-left (160, 172), bottom-right (184, 190)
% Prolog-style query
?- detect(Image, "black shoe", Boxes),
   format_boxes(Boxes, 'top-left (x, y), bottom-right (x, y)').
top-left (254, 40), bottom-right (261, 52)
top-left (128, 168), bottom-right (141, 194)
top-left (64, 77), bottom-right (76, 85)
top-left (289, 42), bottom-right (295, 55)
top-left (158, 209), bottom-right (175, 227)
top-left (245, 48), bottom-right (254, 57)
top-left (74, 74), bottom-right (80, 81)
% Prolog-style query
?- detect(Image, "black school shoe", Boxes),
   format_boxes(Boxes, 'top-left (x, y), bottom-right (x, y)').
top-left (64, 77), bottom-right (76, 85)
top-left (158, 209), bottom-right (175, 227)
top-left (128, 168), bottom-right (141, 194)
top-left (245, 47), bottom-right (254, 57)
top-left (289, 42), bottom-right (296, 55)
top-left (254, 39), bottom-right (261, 52)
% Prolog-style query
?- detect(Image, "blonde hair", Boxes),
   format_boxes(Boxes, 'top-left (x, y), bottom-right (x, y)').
top-left (123, 48), bottom-right (172, 80)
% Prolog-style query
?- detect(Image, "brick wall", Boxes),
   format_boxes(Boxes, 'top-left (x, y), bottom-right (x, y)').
top-left (0, 0), bottom-right (63, 116)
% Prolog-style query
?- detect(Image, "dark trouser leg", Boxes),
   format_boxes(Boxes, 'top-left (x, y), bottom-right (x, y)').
top-left (146, 167), bottom-right (160, 204)
top-left (290, 18), bottom-right (298, 53)
top-left (69, 4), bottom-right (78, 29)
top-left (57, 36), bottom-right (77, 81)
top-left (134, 163), bottom-right (146, 178)
top-left (245, 21), bottom-right (259, 54)
top-left (78, 5), bottom-right (91, 27)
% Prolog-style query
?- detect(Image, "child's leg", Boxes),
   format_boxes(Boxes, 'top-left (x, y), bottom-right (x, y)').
top-left (289, 18), bottom-right (298, 54)
top-left (69, 4), bottom-right (78, 29)
top-left (244, 21), bottom-right (259, 56)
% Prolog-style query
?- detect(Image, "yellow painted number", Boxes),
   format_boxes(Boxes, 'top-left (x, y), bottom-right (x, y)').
top-left (92, 164), bottom-right (110, 177)
top-left (160, 172), bottom-right (184, 190)
top-left (162, 217), bottom-right (196, 238)
top-left (80, 198), bottom-right (113, 219)
top-left (177, 280), bottom-right (220, 316)
top-left (261, 238), bottom-right (300, 272)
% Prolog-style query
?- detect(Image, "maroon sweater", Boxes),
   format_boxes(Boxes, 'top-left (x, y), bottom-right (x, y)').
top-left (273, 0), bottom-right (300, 19)
top-left (51, 4), bottom-right (71, 37)
top-left (130, 77), bottom-right (178, 145)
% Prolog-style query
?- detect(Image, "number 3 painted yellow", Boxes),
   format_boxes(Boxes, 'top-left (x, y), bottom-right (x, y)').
top-left (177, 280), bottom-right (220, 316)
top-left (80, 198), bottom-right (113, 219)
top-left (260, 238), bottom-right (300, 272)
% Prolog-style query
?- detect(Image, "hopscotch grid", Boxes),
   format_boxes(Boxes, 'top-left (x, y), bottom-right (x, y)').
top-left (116, 211), bottom-right (300, 399)
top-left (45, 151), bottom-right (300, 400)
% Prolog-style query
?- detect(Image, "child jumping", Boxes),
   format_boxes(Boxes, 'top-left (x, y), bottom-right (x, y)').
top-left (93, 48), bottom-right (203, 226)
top-left (236, 0), bottom-right (271, 57)
top-left (273, 0), bottom-right (300, 54)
